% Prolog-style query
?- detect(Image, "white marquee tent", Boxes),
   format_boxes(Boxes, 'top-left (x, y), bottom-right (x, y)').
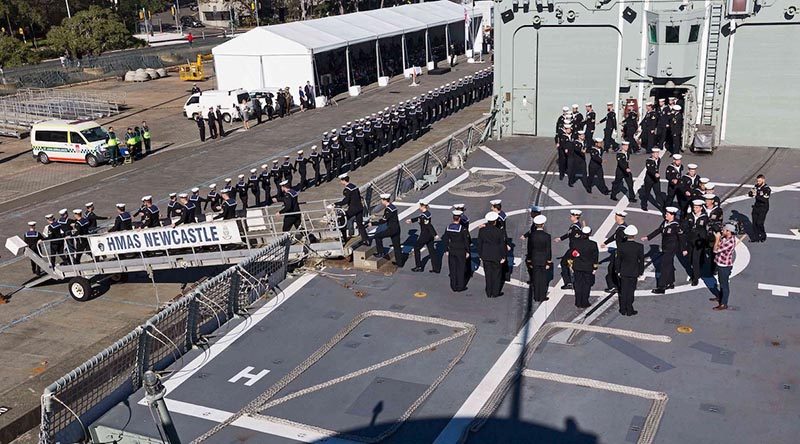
top-left (212, 1), bottom-right (481, 93)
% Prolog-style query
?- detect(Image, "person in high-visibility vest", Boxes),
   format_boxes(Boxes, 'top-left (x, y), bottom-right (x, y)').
top-left (125, 128), bottom-right (137, 161)
top-left (133, 126), bottom-right (143, 159)
top-left (141, 120), bottom-right (152, 155)
top-left (106, 126), bottom-right (120, 167)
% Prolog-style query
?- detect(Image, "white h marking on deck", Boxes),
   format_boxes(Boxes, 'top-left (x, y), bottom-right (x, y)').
top-left (228, 366), bottom-right (270, 386)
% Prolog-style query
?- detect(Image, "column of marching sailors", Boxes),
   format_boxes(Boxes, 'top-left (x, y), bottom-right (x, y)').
top-left (21, 69), bottom-right (494, 272)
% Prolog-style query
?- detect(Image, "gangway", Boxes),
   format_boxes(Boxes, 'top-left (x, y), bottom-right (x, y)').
top-left (5, 200), bottom-right (355, 301)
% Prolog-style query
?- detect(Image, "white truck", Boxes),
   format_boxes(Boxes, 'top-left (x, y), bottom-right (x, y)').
top-left (183, 89), bottom-right (250, 122)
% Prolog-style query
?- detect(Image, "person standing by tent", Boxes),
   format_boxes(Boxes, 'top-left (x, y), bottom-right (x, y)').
top-left (195, 114), bottom-right (206, 142)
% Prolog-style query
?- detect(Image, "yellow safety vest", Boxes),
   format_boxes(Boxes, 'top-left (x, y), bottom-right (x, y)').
top-left (142, 130), bottom-right (151, 139)
top-left (107, 135), bottom-right (118, 146)
top-left (126, 135), bottom-right (136, 146)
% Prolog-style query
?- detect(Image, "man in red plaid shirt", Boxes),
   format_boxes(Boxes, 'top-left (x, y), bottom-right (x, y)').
top-left (711, 224), bottom-right (747, 310)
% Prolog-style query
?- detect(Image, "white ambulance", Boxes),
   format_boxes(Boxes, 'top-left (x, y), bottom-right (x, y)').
top-left (31, 120), bottom-right (110, 167)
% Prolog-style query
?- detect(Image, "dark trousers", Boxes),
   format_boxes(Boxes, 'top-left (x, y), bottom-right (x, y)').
top-left (586, 165), bottom-right (609, 193)
top-left (603, 128), bottom-right (617, 152)
top-left (605, 250), bottom-right (619, 290)
top-left (313, 166), bottom-right (321, 186)
top-left (618, 276), bottom-right (637, 314)
top-left (298, 170), bottom-right (307, 190)
top-left (529, 265), bottom-right (549, 301)
top-left (671, 131), bottom-right (682, 154)
top-left (261, 184), bottom-right (271, 205)
top-left (345, 213), bottom-right (369, 245)
top-left (665, 184), bottom-right (678, 207)
top-left (611, 172), bottom-right (635, 200)
top-left (374, 230), bottom-right (403, 265)
top-left (639, 179), bottom-right (662, 210)
top-left (557, 151), bottom-right (568, 180)
top-left (143, 137), bottom-right (151, 154)
top-left (573, 271), bottom-right (594, 308)
top-left (642, 130), bottom-right (655, 150)
top-left (30, 259), bottom-right (41, 275)
top-left (49, 242), bottom-right (64, 267)
top-left (108, 145), bottom-right (120, 165)
top-left (658, 250), bottom-right (676, 288)
top-left (413, 238), bottom-right (440, 272)
top-left (567, 157), bottom-right (586, 187)
top-left (282, 216), bottom-right (300, 232)
top-left (687, 244), bottom-right (703, 282)
top-left (483, 260), bottom-right (503, 298)
top-left (238, 192), bottom-right (248, 209)
top-left (198, 125), bottom-right (206, 142)
top-left (323, 160), bottom-right (333, 181)
top-left (250, 187), bottom-right (260, 207)
top-left (447, 252), bottom-right (467, 291)
top-left (560, 255), bottom-right (573, 284)
top-left (657, 127), bottom-right (668, 149)
top-left (717, 265), bottom-right (732, 305)
top-left (752, 207), bottom-right (768, 241)
top-left (208, 121), bottom-right (218, 138)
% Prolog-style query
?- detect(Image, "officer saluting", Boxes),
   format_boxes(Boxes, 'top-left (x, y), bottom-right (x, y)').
top-left (406, 200), bottom-right (440, 273)
top-left (108, 203), bottom-right (132, 232)
top-left (442, 210), bottom-right (470, 292)
top-left (601, 211), bottom-right (628, 293)
top-left (371, 194), bottom-right (403, 266)
top-left (615, 225), bottom-right (644, 316)
top-left (554, 209), bottom-right (584, 290)
top-left (478, 211), bottom-right (505, 298)
top-left (525, 215), bottom-right (552, 302)
top-left (748, 174), bottom-right (771, 242)
top-left (571, 226), bottom-right (599, 308)
top-left (644, 206), bottom-right (683, 293)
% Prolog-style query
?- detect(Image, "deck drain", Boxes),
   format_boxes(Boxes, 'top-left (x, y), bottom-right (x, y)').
top-left (783, 384), bottom-right (792, 391)
top-left (414, 291), bottom-right (428, 298)
top-left (424, 328), bottom-right (440, 336)
top-left (664, 318), bottom-right (682, 325)
top-left (700, 403), bottom-right (725, 414)
top-left (272, 359), bottom-right (282, 365)
top-left (345, 341), bottom-right (362, 349)
top-left (676, 325), bottom-right (694, 334)
top-left (483, 318), bottom-right (498, 324)
top-left (389, 304), bottom-right (406, 310)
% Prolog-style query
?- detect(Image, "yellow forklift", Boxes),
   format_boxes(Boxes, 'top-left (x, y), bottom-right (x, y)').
top-left (179, 54), bottom-right (213, 81)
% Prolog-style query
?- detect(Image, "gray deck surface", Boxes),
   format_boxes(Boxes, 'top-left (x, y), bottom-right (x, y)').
top-left (90, 137), bottom-right (800, 444)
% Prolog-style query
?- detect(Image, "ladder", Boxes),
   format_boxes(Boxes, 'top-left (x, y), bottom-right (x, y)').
top-left (701, 4), bottom-right (724, 126)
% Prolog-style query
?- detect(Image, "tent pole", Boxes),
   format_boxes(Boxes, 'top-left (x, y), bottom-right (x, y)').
top-left (346, 45), bottom-right (352, 88)
top-left (445, 25), bottom-right (450, 64)
top-left (375, 39), bottom-right (381, 79)
top-left (312, 51), bottom-right (320, 95)
top-left (401, 34), bottom-right (407, 70)
top-left (425, 28), bottom-right (429, 66)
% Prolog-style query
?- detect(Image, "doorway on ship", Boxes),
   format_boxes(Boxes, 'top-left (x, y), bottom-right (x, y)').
top-left (648, 87), bottom-right (690, 153)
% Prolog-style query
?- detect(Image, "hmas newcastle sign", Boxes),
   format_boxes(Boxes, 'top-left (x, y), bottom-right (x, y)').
top-left (89, 221), bottom-right (242, 256)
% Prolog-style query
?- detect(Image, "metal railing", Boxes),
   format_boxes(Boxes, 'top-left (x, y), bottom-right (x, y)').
top-left (360, 115), bottom-right (490, 217)
top-left (38, 234), bottom-right (291, 444)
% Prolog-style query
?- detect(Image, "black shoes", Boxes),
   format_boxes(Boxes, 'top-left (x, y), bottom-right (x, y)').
top-left (429, 270), bottom-right (440, 274)
top-left (561, 283), bottom-right (574, 290)
top-left (604, 287), bottom-right (616, 293)
top-left (411, 267), bottom-right (423, 272)
top-left (652, 287), bottom-right (665, 294)
top-left (691, 280), bottom-right (699, 286)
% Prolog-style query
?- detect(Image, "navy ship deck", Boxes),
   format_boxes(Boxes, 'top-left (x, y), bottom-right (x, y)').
top-left (90, 138), bottom-right (800, 444)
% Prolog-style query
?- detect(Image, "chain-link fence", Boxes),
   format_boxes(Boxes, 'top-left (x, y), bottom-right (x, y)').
top-left (38, 234), bottom-right (291, 444)
top-left (360, 115), bottom-right (490, 217)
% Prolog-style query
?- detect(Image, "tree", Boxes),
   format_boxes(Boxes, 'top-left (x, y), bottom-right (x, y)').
top-left (0, 35), bottom-right (40, 67)
top-left (46, 6), bottom-right (135, 59)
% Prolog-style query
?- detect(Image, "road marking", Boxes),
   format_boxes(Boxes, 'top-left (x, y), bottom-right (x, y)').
top-left (228, 366), bottom-right (270, 386)
top-left (478, 146), bottom-right (571, 205)
top-left (757, 283), bottom-right (800, 297)
top-left (392, 202), bottom-right (454, 210)
top-left (765, 233), bottom-right (800, 241)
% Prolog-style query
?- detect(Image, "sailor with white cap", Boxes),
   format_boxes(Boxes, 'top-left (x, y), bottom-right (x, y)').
top-left (638, 147), bottom-right (663, 211)
top-left (213, 187), bottom-right (238, 221)
top-left (641, 102), bottom-right (658, 150)
top-left (664, 153), bottom-right (684, 207)
top-left (109, 203), bottom-right (132, 233)
top-left (189, 187), bottom-right (202, 218)
top-left (71, 208), bottom-right (91, 263)
top-left (556, 107), bottom-right (571, 152)
top-left (174, 193), bottom-right (197, 226)
top-left (281, 155), bottom-right (295, 189)
top-left (44, 213), bottom-right (66, 267)
top-left (610, 141), bottom-right (637, 202)
top-left (669, 104), bottom-right (684, 154)
top-left (621, 103), bottom-right (641, 153)
top-left (685, 199), bottom-right (709, 286)
top-left (615, 225), bottom-right (644, 316)
top-left (236, 174), bottom-right (250, 209)
top-left (556, 120), bottom-right (573, 180)
top-left (334, 174), bottom-right (370, 247)
top-left (370, 194), bottom-right (403, 266)
top-left (442, 209), bottom-right (471, 292)
top-left (57, 208), bottom-right (69, 228)
top-left (406, 200), bottom-right (440, 273)
top-left (490, 199), bottom-right (512, 284)
top-left (600, 101), bottom-right (618, 152)
top-left (244, 168), bottom-right (260, 206)
top-left (521, 205), bottom-right (544, 240)
top-left (644, 206), bottom-right (682, 293)
top-left (571, 226), bottom-right (599, 308)
top-left (525, 214), bottom-right (552, 302)
top-left (294, 150), bottom-right (310, 190)
top-left (478, 211), bottom-right (505, 298)
top-left (678, 163), bottom-right (700, 215)
top-left (748, 173), bottom-right (771, 242)
top-left (203, 183), bottom-right (220, 212)
top-left (308, 146), bottom-right (322, 187)
top-left (571, 104), bottom-right (584, 133)
top-left (601, 210), bottom-right (629, 293)
top-left (656, 97), bottom-right (671, 150)
top-left (567, 129), bottom-right (589, 188)
top-left (554, 209), bottom-right (585, 289)
top-left (84, 202), bottom-right (106, 233)
top-left (23, 220), bottom-right (45, 275)
top-left (166, 192), bottom-right (181, 220)
top-left (586, 136), bottom-right (611, 194)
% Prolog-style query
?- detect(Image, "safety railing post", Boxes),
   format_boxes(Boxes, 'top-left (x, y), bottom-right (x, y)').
top-left (422, 151), bottom-right (431, 179)
top-left (445, 137), bottom-right (454, 162)
top-left (393, 168), bottom-right (403, 196)
top-left (134, 325), bottom-right (152, 388)
top-left (228, 270), bottom-right (241, 317)
top-left (39, 391), bottom-right (55, 444)
top-left (186, 296), bottom-right (199, 350)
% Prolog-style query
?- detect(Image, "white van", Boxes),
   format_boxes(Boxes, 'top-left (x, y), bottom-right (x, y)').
top-left (183, 89), bottom-right (250, 123)
top-left (31, 120), bottom-right (109, 167)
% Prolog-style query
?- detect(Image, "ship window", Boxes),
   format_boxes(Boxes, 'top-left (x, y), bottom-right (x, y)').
top-left (665, 26), bottom-right (680, 43)
top-left (648, 24), bottom-right (657, 43)
top-left (689, 24), bottom-right (701, 42)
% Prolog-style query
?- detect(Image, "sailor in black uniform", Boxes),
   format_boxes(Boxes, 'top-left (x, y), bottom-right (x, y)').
top-left (214, 190), bottom-right (237, 220)
top-left (670, 105), bottom-right (683, 154)
top-left (320, 142), bottom-right (333, 183)
top-left (478, 211), bottom-right (505, 298)
top-left (684, 199), bottom-right (708, 286)
top-left (294, 150), bottom-right (309, 190)
top-left (71, 208), bottom-right (91, 263)
top-left (166, 192), bottom-right (180, 221)
top-left (141, 196), bottom-right (161, 228)
top-left (749, 174), bottom-right (771, 242)
top-left (601, 211), bottom-right (628, 293)
top-left (334, 174), bottom-right (369, 246)
top-left (525, 215), bottom-right (552, 302)
top-left (599, 101), bottom-right (618, 152)
top-left (202, 184), bottom-right (220, 213)
top-left (258, 165), bottom-right (271, 206)
top-left (554, 209), bottom-right (584, 289)
top-left (490, 199), bottom-right (512, 284)
top-left (189, 187), bottom-right (202, 219)
top-left (371, 194), bottom-right (403, 266)
top-left (173, 193), bottom-right (197, 226)
top-left (236, 174), bottom-right (249, 209)
top-left (677, 163), bottom-right (700, 217)
top-left (622, 106), bottom-right (640, 153)
top-left (24, 221), bottom-right (45, 275)
top-left (247, 169), bottom-right (260, 207)
top-left (638, 148), bottom-right (663, 211)
top-left (44, 213), bottom-right (65, 267)
top-left (704, 192), bottom-right (724, 273)
top-left (586, 137), bottom-right (611, 194)
top-left (615, 225), bottom-right (644, 316)
top-left (344, 129), bottom-right (357, 171)
top-left (584, 103), bottom-right (596, 141)
top-left (275, 181), bottom-right (300, 231)
top-left (664, 154), bottom-right (683, 208)
top-left (610, 142), bottom-right (637, 202)
top-left (571, 104), bottom-right (584, 132)
top-left (571, 226), bottom-right (599, 308)
top-left (453, 203), bottom-right (472, 276)
top-left (645, 206), bottom-right (683, 293)
top-left (568, 130), bottom-right (588, 188)
top-left (556, 123), bottom-right (573, 181)
top-left (640, 102), bottom-right (658, 151)
top-left (280, 155), bottom-right (295, 188)
top-left (442, 210), bottom-right (470, 292)
top-left (656, 98), bottom-right (670, 150)
top-left (330, 136), bottom-right (343, 176)
top-left (309, 146), bottom-right (322, 187)
top-left (83, 202), bottom-right (107, 233)
top-left (406, 201), bottom-right (440, 273)
top-left (108, 204), bottom-right (132, 232)
top-left (270, 160), bottom-right (283, 199)
top-left (555, 106), bottom-right (569, 147)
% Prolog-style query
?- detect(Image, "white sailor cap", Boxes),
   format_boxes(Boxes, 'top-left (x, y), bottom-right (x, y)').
top-left (169, 192), bottom-right (177, 198)
top-left (115, 203), bottom-right (125, 209)
top-left (563, 124), bottom-right (573, 129)
top-left (452, 210), bottom-right (463, 216)
top-left (323, 131), bottom-right (328, 135)
top-left (658, 97), bottom-right (666, 102)
top-left (699, 177), bottom-right (710, 184)
top-left (581, 226), bottom-right (592, 234)
top-left (692, 199), bottom-right (704, 206)
top-left (178, 193), bottom-right (188, 198)
top-left (238, 174), bottom-right (245, 179)
top-left (347, 130), bottom-right (353, 134)
top-left (209, 183), bottom-right (217, 188)
top-left (594, 137), bottom-right (603, 142)
top-left (72, 209), bottom-right (83, 214)
top-left (485, 211), bottom-right (499, 222)
top-left (250, 168), bottom-right (257, 173)
top-left (672, 105), bottom-right (682, 111)
top-left (225, 177), bottom-right (233, 181)
top-left (280, 180), bottom-right (289, 186)
top-left (220, 188), bottom-right (231, 194)
top-left (379, 193), bottom-right (391, 200)
top-left (311, 145), bottom-right (318, 150)
top-left (649, 148), bottom-right (659, 153)
top-left (428, 91), bottom-right (432, 94)
top-left (85, 202), bottom-right (94, 207)
top-left (418, 200), bottom-right (429, 206)
top-left (570, 209), bottom-right (582, 216)
top-left (665, 206), bottom-right (679, 214)
top-left (562, 106), bottom-right (570, 112)
top-left (453, 203), bottom-right (466, 209)
top-left (616, 210), bottom-right (627, 217)
top-left (347, 121), bottom-right (352, 125)
top-left (703, 193), bottom-right (716, 200)
top-left (646, 101), bottom-right (654, 106)
top-left (28, 221), bottom-right (36, 226)
top-left (272, 160), bottom-right (279, 163)
top-left (585, 102), bottom-right (592, 107)
top-left (284, 155), bottom-right (290, 158)
top-left (142, 195), bottom-right (152, 201)
top-left (384, 107), bottom-right (389, 111)
top-left (578, 130), bottom-right (586, 135)
top-left (669, 96), bottom-right (677, 101)
top-left (191, 187), bottom-right (200, 193)
top-left (672, 154), bottom-right (682, 160)
top-left (606, 101), bottom-right (614, 106)
top-left (332, 128), bottom-right (338, 133)
top-left (261, 164), bottom-right (268, 169)
top-left (297, 150), bottom-right (303, 154)
top-left (624, 225), bottom-right (638, 236)
top-left (45, 213), bottom-right (54, 219)
top-left (338, 173), bottom-right (349, 180)
top-left (706, 183), bottom-right (716, 190)
top-left (572, 104), bottom-right (579, 108)
top-left (533, 215), bottom-right (547, 225)
top-left (621, 141), bottom-right (630, 145)
top-left (490, 199), bottom-right (502, 206)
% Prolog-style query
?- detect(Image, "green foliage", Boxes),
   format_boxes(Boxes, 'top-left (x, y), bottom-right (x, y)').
top-left (46, 6), bottom-right (136, 58)
top-left (0, 35), bottom-right (40, 67)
